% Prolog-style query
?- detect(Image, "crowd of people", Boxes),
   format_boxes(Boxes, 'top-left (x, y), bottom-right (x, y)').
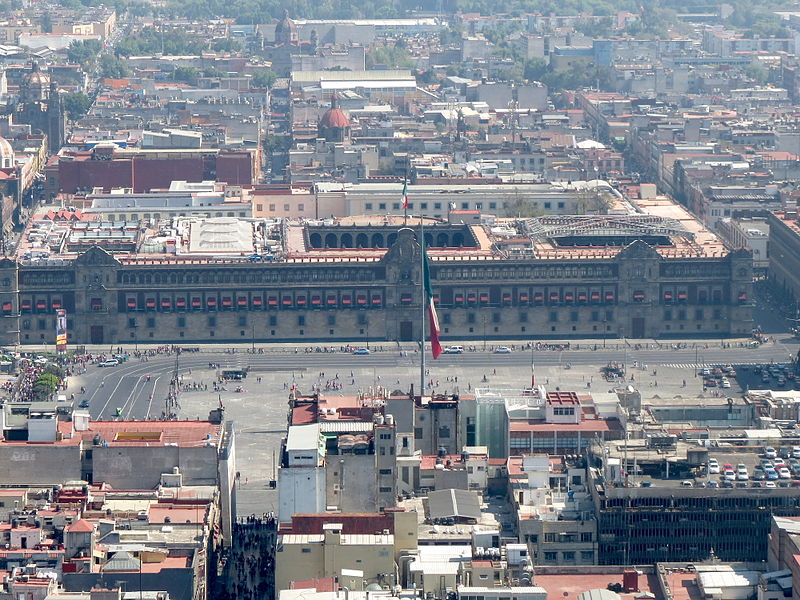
top-left (217, 514), bottom-right (276, 600)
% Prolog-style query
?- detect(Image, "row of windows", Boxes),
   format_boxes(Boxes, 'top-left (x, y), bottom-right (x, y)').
top-left (118, 269), bottom-right (377, 285)
top-left (122, 292), bottom-right (384, 311)
top-left (128, 313), bottom-right (370, 329)
top-left (436, 266), bottom-right (615, 280)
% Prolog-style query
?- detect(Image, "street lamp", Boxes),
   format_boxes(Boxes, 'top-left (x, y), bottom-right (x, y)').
top-left (482, 313), bottom-right (487, 351)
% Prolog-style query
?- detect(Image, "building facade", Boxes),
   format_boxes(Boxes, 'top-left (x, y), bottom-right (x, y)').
top-left (0, 216), bottom-right (753, 346)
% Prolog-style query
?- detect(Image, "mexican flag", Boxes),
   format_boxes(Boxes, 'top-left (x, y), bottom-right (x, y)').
top-left (422, 238), bottom-right (441, 359)
top-left (402, 179), bottom-right (409, 210)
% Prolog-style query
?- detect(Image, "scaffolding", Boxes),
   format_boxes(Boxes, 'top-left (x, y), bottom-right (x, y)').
top-left (524, 215), bottom-right (694, 243)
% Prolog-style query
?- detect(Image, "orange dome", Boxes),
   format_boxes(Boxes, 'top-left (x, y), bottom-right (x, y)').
top-left (319, 107), bottom-right (351, 129)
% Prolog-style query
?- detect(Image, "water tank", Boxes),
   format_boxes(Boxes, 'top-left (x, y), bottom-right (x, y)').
top-left (623, 569), bottom-right (639, 592)
top-left (386, 414), bottom-right (394, 426)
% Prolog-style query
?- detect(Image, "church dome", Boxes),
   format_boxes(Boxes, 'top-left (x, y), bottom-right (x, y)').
top-left (275, 9), bottom-right (298, 44)
top-left (0, 136), bottom-right (14, 169)
top-left (24, 61), bottom-right (50, 88)
top-left (319, 107), bottom-right (351, 129)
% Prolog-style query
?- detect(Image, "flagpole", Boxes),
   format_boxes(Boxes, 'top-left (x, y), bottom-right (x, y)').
top-left (420, 215), bottom-right (426, 398)
top-left (403, 177), bottom-right (408, 227)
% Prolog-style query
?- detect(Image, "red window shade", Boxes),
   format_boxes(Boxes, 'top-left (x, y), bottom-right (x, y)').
top-left (455, 294), bottom-right (464, 303)
top-left (326, 296), bottom-right (337, 305)
top-left (534, 293), bottom-right (544, 302)
top-left (479, 294), bottom-right (489, 303)
top-left (176, 298), bottom-right (186, 307)
top-left (565, 293), bottom-right (574, 302)
top-left (252, 296), bottom-right (263, 306)
top-left (237, 297), bottom-right (248, 306)
top-left (191, 298), bottom-right (201, 307)
top-left (664, 292), bottom-right (673, 301)
top-left (519, 294), bottom-right (529, 302)
top-left (342, 295), bottom-right (352, 305)
top-left (36, 300), bottom-right (46, 309)
top-left (222, 297), bottom-right (233, 307)
top-left (268, 296), bottom-right (278, 306)
top-left (591, 292), bottom-right (600, 301)
top-left (2, 302), bottom-right (12, 312)
top-left (52, 300), bottom-right (62, 309)
top-left (578, 293), bottom-right (587, 302)
top-left (207, 297), bottom-right (217, 307)
top-left (678, 292), bottom-right (688, 300)
top-left (356, 295), bottom-right (367, 305)
top-left (297, 296), bottom-right (307, 306)
top-left (400, 293), bottom-right (412, 304)
top-left (633, 291), bottom-right (645, 300)
top-left (21, 300), bottom-right (31, 310)
top-left (311, 296), bottom-right (321, 305)
top-left (371, 296), bottom-right (382, 305)
top-left (127, 299), bottom-right (136, 308)
top-left (550, 293), bottom-right (559, 302)
top-left (605, 292), bottom-right (615, 301)
top-left (91, 298), bottom-right (102, 308)
top-left (146, 298), bottom-right (156, 308)
top-left (739, 292), bottom-right (747, 301)
top-left (282, 297), bottom-right (292, 306)
top-left (502, 293), bottom-right (512, 302)
top-left (161, 298), bottom-right (171, 308)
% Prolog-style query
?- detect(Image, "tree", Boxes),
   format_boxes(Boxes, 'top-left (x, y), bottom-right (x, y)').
top-left (250, 69), bottom-right (277, 89)
top-left (40, 13), bottom-right (53, 33)
top-left (99, 54), bottom-right (131, 78)
top-left (523, 58), bottom-right (548, 82)
top-left (213, 38), bottom-right (242, 53)
top-left (63, 93), bottom-right (93, 120)
top-left (33, 373), bottom-right (59, 401)
top-left (172, 66), bottom-right (198, 82)
top-left (203, 67), bottom-right (224, 78)
top-left (67, 40), bottom-right (102, 69)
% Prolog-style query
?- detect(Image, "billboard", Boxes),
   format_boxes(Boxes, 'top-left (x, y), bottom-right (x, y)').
top-left (55, 309), bottom-right (67, 353)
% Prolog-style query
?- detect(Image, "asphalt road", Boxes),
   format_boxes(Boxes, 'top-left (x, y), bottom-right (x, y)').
top-left (70, 340), bottom-right (800, 421)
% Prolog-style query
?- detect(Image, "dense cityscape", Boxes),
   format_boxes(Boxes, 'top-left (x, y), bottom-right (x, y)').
top-left (4, 0), bottom-right (800, 599)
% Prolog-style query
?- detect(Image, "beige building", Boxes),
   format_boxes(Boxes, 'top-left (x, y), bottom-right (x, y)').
top-left (275, 524), bottom-right (400, 593)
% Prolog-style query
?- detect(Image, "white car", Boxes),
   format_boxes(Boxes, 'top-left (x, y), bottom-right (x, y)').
top-left (99, 359), bottom-right (119, 367)
top-left (765, 446), bottom-right (777, 459)
top-left (721, 380), bottom-right (731, 389)
top-left (723, 469), bottom-right (736, 482)
top-left (792, 447), bottom-right (800, 459)
top-left (708, 461), bottom-right (720, 475)
top-left (766, 481), bottom-right (777, 488)
top-left (493, 346), bottom-right (512, 354)
top-left (774, 458), bottom-right (786, 467)
top-left (443, 346), bottom-right (464, 354)
top-left (736, 468), bottom-right (749, 481)
top-left (779, 467), bottom-right (792, 479)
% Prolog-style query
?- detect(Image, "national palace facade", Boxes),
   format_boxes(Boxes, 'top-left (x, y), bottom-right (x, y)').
top-left (0, 214), bottom-right (754, 346)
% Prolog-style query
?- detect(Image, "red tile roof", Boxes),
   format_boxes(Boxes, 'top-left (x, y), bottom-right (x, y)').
top-left (66, 519), bottom-right (94, 533)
